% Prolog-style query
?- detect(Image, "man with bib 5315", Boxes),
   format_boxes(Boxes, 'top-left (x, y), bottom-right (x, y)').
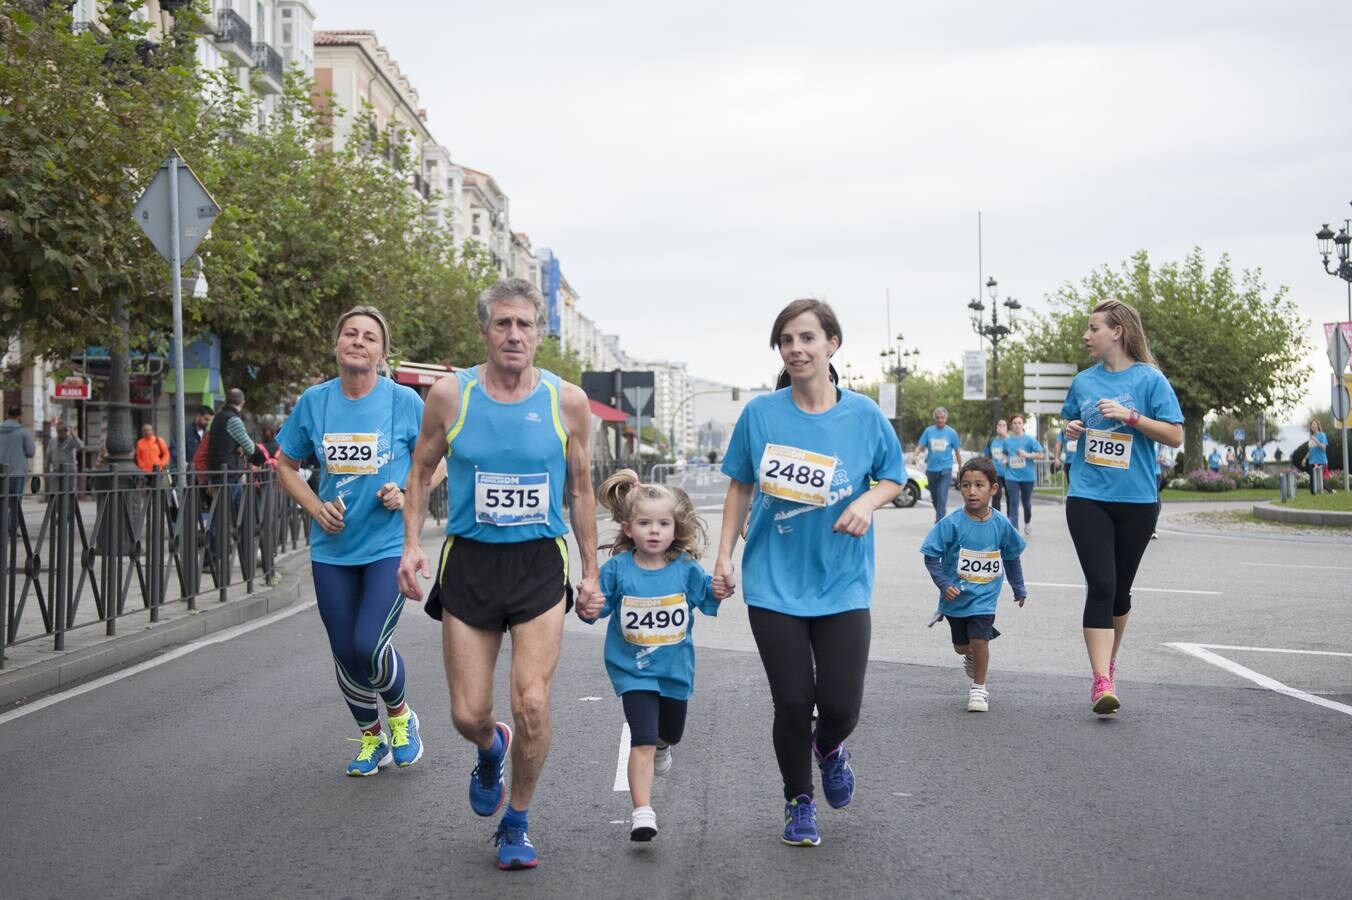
top-left (398, 278), bottom-right (601, 871)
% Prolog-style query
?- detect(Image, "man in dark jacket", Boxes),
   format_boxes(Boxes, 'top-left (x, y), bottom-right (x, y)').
top-left (0, 406), bottom-right (35, 533)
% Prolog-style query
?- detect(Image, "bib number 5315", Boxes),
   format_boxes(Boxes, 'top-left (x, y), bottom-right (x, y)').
top-left (475, 472), bottom-right (548, 526)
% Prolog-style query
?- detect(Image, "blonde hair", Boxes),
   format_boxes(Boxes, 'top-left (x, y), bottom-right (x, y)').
top-left (597, 468), bottom-right (708, 562)
top-left (334, 306), bottom-right (393, 358)
top-left (1310, 418), bottom-right (1323, 433)
top-left (1092, 298), bottom-right (1157, 367)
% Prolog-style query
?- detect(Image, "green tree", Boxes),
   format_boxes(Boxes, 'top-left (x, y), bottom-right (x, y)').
top-left (1017, 249), bottom-right (1310, 471)
top-left (0, 1), bottom-right (205, 457)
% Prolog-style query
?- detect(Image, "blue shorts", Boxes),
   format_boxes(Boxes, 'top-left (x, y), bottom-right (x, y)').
top-left (947, 614), bottom-right (1000, 644)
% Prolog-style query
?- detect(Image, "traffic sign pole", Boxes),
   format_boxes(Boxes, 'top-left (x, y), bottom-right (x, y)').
top-left (1329, 326), bottom-right (1352, 491)
top-left (169, 152), bottom-right (187, 496)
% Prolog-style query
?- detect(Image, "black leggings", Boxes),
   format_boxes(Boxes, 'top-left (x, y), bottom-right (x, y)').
top-left (748, 606), bottom-right (870, 801)
top-left (1065, 497), bottom-right (1159, 629)
top-left (621, 691), bottom-right (687, 747)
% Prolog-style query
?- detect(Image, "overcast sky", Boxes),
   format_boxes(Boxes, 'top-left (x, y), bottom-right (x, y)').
top-left (319, 1), bottom-right (1352, 420)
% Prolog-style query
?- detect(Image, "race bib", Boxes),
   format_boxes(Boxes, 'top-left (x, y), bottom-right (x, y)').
top-left (1085, 428), bottom-right (1132, 469)
top-left (992, 448), bottom-right (1005, 463)
top-left (958, 548), bottom-right (1002, 584)
top-left (931, 438), bottom-right (949, 453)
top-left (1009, 454), bottom-right (1027, 469)
top-left (621, 594), bottom-right (688, 646)
top-left (758, 444), bottom-right (837, 507)
top-left (475, 472), bottom-right (549, 526)
top-left (322, 433), bottom-right (378, 475)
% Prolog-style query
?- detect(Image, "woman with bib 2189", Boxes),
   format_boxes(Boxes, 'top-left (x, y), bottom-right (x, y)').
top-left (276, 307), bottom-right (445, 775)
top-left (1061, 299), bottom-right (1182, 716)
top-left (714, 299), bottom-right (903, 848)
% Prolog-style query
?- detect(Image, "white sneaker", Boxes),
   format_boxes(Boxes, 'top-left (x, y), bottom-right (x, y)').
top-left (653, 744), bottom-right (673, 776)
top-left (1024, 523), bottom-right (1032, 536)
top-left (962, 652), bottom-right (974, 679)
top-left (967, 686), bottom-right (989, 712)
top-left (630, 805), bottom-right (657, 842)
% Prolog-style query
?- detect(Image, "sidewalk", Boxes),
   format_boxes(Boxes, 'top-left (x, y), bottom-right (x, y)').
top-left (0, 497), bottom-right (446, 708)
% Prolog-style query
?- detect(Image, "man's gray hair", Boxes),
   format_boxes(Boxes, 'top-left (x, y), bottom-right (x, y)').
top-left (933, 407), bottom-right (948, 416)
top-left (477, 278), bottom-right (548, 331)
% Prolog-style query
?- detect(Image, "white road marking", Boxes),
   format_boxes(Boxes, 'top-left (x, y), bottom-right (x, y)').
top-left (1165, 642), bottom-right (1352, 718)
top-left (1239, 561), bottom-right (1352, 572)
top-left (1182, 643), bottom-right (1352, 658)
top-left (0, 601), bottom-right (316, 727)
top-left (613, 723), bottom-right (631, 792)
top-left (1026, 581), bottom-right (1221, 596)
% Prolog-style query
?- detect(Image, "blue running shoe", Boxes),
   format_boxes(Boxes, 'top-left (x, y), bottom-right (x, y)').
top-left (469, 722), bottom-right (512, 816)
top-left (814, 738), bottom-right (855, 809)
top-left (389, 708), bottom-right (423, 768)
top-left (493, 819), bottom-right (538, 869)
top-left (782, 794), bottom-right (820, 847)
top-left (346, 731), bottom-right (392, 777)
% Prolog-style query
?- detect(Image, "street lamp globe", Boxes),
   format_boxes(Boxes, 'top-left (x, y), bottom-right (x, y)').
top-left (1336, 228), bottom-right (1351, 262)
top-left (1317, 223), bottom-right (1335, 260)
top-left (986, 276), bottom-right (998, 300)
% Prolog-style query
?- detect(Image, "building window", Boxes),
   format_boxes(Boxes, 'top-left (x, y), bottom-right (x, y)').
top-left (282, 23), bottom-right (291, 45)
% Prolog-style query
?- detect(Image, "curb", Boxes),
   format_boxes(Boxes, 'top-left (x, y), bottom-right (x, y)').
top-left (1252, 502), bottom-right (1352, 527)
top-left (0, 554), bottom-right (309, 709)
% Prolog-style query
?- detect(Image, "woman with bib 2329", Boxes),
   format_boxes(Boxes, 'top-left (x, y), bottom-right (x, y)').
top-left (1061, 299), bottom-right (1182, 716)
top-left (276, 306), bottom-right (445, 775)
top-left (714, 298), bottom-right (903, 848)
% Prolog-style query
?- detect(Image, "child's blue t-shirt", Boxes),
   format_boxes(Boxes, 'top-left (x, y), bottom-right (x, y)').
top-left (1207, 451), bottom-right (1221, 470)
top-left (1308, 432), bottom-right (1329, 465)
top-left (1002, 434), bottom-right (1043, 483)
top-left (721, 388), bottom-right (904, 617)
top-left (1060, 363), bottom-right (1183, 504)
top-left (918, 425), bottom-right (962, 474)
top-left (920, 508), bottom-right (1026, 618)
top-left (588, 551), bottom-right (720, 700)
top-left (278, 377), bottom-right (423, 565)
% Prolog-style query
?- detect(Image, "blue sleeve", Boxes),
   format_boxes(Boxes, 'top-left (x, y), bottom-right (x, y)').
top-left (687, 561), bottom-right (720, 617)
top-left (1030, 437), bottom-right (1044, 454)
top-left (919, 518), bottom-right (949, 558)
top-left (1060, 379), bottom-right (1079, 422)
top-left (917, 426), bottom-right (932, 449)
top-left (721, 407), bottom-right (756, 484)
top-left (1004, 557), bottom-right (1027, 599)
top-left (1148, 369), bottom-right (1184, 424)
top-left (1002, 517), bottom-right (1027, 558)
top-left (924, 555), bottom-right (955, 592)
top-left (871, 405), bottom-right (904, 483)
top-left (279, 391), bottom-right (314, 461)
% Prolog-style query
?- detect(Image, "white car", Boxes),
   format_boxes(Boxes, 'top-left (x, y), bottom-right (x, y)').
top-left (890, 465), bottom-right (927, 508)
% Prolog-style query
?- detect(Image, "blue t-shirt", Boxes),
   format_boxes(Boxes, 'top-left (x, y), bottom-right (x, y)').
top-left (918, 425), bottom-right (962, 473)
top-left (278, 377), bottom-right (423, 565)
top-left (984, 436), bottom-right (1008, 478)
top-left (1060, 363), bottom-right (1183, 504)
top-left (1207, 451), bottom-right (1221, 470)
top-left (920, 508), bottom-right (1026, 618)
top-left (1308, 432), bottom-right (1329, 466)
top-left (722, 388), bottom-right (904, 617)
top-left (1002, 433), bottom-right (1042, 483)
top-left (588, 551), bottom-right (720, 700)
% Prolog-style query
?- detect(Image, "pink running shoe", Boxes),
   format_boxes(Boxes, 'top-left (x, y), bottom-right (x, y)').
top-left (1091, 674), bottom-right (1120, 715)
top-left (1109, 659), bottom-right (1117, 682)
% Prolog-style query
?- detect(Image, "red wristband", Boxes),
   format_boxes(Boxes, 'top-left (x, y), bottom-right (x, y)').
top-left (1126, 409), bottom-right (1140, 427)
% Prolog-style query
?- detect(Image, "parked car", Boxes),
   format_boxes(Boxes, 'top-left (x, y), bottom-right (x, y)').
top-left (891, 465), bottom-right (927, 508)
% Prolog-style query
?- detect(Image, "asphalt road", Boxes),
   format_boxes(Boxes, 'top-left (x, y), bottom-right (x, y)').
top-left (2, 494), bottom-right (1349, 899)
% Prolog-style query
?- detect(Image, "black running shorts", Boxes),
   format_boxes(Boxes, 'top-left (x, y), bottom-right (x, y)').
top-left (424, 535), bottom-right (573, 631)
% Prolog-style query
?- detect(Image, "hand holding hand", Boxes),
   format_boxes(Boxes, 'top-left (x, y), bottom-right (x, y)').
top-left (575, 575), bottom-right (603, 619)
top-left (713, 557), bottom-right (736, 597)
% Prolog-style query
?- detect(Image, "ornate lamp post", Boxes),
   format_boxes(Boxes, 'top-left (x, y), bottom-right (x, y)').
top-left (879, 333), bottom-right (918, 442)
top-left (967, 276), bottom-right (1021, 429)
top-left (1316, 210), bottom-right (1352, 323)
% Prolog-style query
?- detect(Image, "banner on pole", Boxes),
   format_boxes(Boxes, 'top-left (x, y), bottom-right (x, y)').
top-left (878, 382), bottom-right (897, 419)
top-left (962, 351), bottom-right (986, 401)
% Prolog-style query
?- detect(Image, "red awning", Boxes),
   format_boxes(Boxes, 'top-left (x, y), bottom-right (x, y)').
top-left (589, 398), bottom-right (628, 422)
top-left (393, 364), bottom-right (454, 387)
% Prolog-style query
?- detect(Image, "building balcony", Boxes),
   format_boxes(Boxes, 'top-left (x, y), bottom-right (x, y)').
top-left (212, 9), bottom-right (253, 67)
top-left (252, 42), bottom-right (283, 93)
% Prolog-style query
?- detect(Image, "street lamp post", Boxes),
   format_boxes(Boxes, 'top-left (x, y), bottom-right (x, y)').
top-left (967, 276), bottom-right (1021, 430)
top-left (1315, 205), bottom-right (1352, 490)
top-left (880, 333), bottom-right (919, 443)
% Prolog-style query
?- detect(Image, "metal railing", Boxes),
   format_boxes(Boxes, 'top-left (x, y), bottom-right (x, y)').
top-left (251, 41), bottom-right (283, 84)
top-left (214, 9), bottom-right (252, 51)
top-left (0, 464), bottom-right (306, 668)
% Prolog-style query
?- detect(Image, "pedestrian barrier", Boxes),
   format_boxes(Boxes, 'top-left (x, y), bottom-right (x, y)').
top-left (0, 464), bottom-right (448, 668)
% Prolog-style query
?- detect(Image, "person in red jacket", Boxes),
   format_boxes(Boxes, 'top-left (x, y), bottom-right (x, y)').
top-left (135, 423), bottom-right (169, 473)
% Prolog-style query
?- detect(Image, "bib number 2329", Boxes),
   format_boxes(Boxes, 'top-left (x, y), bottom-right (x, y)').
top-left (758, 444), bottom-right (837, 507)
top-left (1085, 428), bottom-right (1132, 469)
top-left (475, 472), bottom-right (548, 526)
top-left (323, 433), bottom-right (379, 475)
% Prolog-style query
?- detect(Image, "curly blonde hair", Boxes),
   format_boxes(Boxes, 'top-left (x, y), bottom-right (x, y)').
top-left (597, 468), bottom-right (708, 562)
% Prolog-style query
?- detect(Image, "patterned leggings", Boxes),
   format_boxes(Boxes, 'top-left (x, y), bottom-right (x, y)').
top-left (311, 558), bottom-right (408, 728)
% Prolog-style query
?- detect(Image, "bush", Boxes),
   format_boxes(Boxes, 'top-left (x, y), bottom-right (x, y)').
top-left (1184, 468), bottom-right (1237, 492)
top-left (1239, 471), bottom-right (1278, 490)
top-left (1167, 477), bottom-right (1190, 490)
